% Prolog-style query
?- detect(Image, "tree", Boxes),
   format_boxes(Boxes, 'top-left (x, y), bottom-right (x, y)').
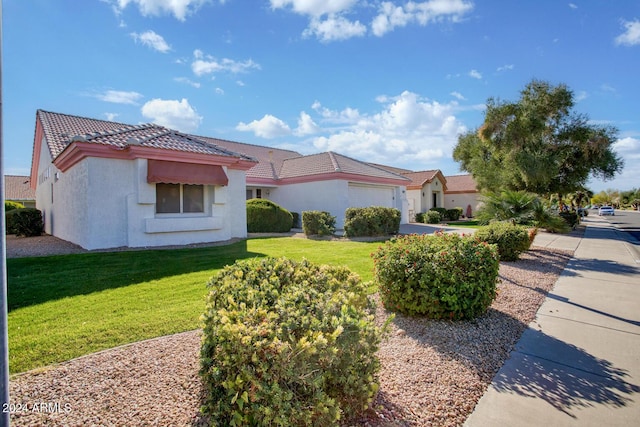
top-left (453, 80), bottom-right (624, 201)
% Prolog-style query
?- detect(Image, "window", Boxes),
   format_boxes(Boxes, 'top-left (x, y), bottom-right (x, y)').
top-left (156, 183), bottom-right (204, 214)
top-left (256, 189), bottom-right (262, 199)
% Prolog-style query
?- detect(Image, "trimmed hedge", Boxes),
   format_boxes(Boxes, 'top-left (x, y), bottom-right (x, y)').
top-left (445, 208), bottom-right (463, 221)
top-left (344, 206), bottom-right (400, 237)
top-left (474, 222), bottom-right (531, 261)
top-left (6, 208), bottom-right (43, 237)
top-left (429, 207), bottom-right (447, 221)
top-left (201, 257), bottom-right (384, 426)
top-left (414, 212), bottom-right (425, 223)
top-left (302, 211), bottom-right (336, 236)
top-left (425, 211), bottom-right (441, 224)
top-left (372, 232), bottom-right (500, 319)
top-left (246, 199), bottom-right (293, 233)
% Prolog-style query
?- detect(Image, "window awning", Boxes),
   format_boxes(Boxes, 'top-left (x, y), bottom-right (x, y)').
top-left (147, 159), bottom-right (228, 186)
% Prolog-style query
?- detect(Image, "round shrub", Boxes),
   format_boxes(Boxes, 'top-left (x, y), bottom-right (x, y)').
top-left (425, 211), bottom-right (441, 224)
top-left (445, 208), bottom-right (463, 221)
top-left (246, 199), bottom-right (293, 232)
top-left (344, 206), bottom-right (400, 237)
top-left (414, 212), bottom-right (425, 223)
top-left (372, 232), bottom-right (500, 319)
top-left (6, 208), bottom-right (43, 237)
top-left (429, 207), bottom-right (447, 220)
top-left (201, 257), bottom-right (384, 426)
top-left (474, 222), bottom-right (531, 261)
top-left (302, 210), bottom-right (336, 236)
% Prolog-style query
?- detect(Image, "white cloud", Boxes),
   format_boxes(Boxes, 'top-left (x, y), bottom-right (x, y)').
top-left (141, 98), bottom-right (202, 132)
top-left (615, 20), bottom-right (640, 46)
top-left (311, 91), bottom-right (467, 167)
top-left (468, 69), bottom-right (482, 79)
top-left (294, 111), bottom-right (320, 136)
top-left (613, 136), bottom-right (640, 153)
top-left (312, 101), bottom-right (361, 124)
top-left (130, 30), bottom-right (171, 53)
top-left (104, 113), bottom-right (119, 121)
top-left (269, 0), bottom-right (357, 17)
top-left (450, 91), bottom-right (465, 100)
top-left (215, 87), bottom-right (224, 95)
top-left (112, 0), bottom-right (207, 21)
top-left (236, 114), bottom-right (292, 138)
top-left (303, 15), bottom-right (366, 42)
top-left (96, 90), bottom-right (144, 105)
top-left (569, 3), bottom-right (577, 9)
top-left (191, 49), bottom-right (261, 76)
top-left (575, 90), bottom-right (588, 102)
top-left (496, 64), bottom-right (514, 72)
top-left (372, 0), bottom-right (473, 36)
top-left (236, 80), bottom-right (246, 86)
top-left (174, 77), bottom-right (201, 88)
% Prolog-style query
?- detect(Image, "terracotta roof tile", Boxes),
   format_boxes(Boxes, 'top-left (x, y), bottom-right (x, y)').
top-left (38, 110), bottom-right (255, 161)
top-left (5, 175), bottom-right (35, 200)
top-left (280, 152), bottom-right (410, 181)
top-left (444, 174), bottom-right (478, 193)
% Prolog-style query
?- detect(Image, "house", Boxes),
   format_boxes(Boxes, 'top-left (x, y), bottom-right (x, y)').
top-left (30, 110), bottom-right (257, 250)
top-left (5, 175), bottom-right (36, 208)
top-left (442, 174), bottom-right (482, 217)
top-left (197, 137), bottom-right (412, 227)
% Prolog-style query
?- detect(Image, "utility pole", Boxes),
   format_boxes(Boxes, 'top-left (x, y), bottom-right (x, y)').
top-left (0, 1), bottom-right (11, 425)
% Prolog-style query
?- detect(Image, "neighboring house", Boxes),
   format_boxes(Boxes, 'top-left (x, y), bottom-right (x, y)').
top-left (5, 175), bottom-right (36, 208)
top-left (30, 110), bottom-right (257, 250)
top-left (442, 174), bottom-right (482, 217)
top-left (197, 137), bottom-right (412, 227)
top-left (401, 170), bottom-right (448, 220)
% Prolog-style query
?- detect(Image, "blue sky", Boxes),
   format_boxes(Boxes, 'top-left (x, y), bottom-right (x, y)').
top-left (4, 0), bottom-right (640, 192)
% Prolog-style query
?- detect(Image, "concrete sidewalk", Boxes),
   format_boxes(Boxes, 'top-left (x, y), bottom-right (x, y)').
top-left (465, 216), bottom-right (640, 427)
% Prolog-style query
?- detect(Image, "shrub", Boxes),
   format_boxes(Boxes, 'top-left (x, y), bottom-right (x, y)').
top-left (415, 212), bottom-right (425, 223)
top-left (302, 211), bottom-right (336, 236)
top-left (344, 206), bottom-right (400, 237)
top-left (425, 211), bottom-right (441, 224)
top-left (246, 199), bottom-right (293, 233)
top-left (476, 191), bottom-right (539, 225)
top-left (429, 207), bottom-right (447, 221)
top-left (372, 232), bottom-right (499, 319)
top-left (201, 257), bottom-right (385, 426)
top-left (5, 200), bottom-right (24, 212)
top-left (6, 208), bottom-right (44, 237)
top-left (474, 222), bottom-right (531, 261)
top-left (559, 211), bottom-right (579, 229)
top-left (5, 201), bottom-right (25, 235)
top-left (445, 208), bottom-right (463, 221)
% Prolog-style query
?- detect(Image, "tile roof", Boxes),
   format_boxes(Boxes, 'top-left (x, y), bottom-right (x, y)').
top-left (5, 175), bottom-right (35, 200)
top-left (443, 174), bottom-right (478, 193)
top-left (37, 110), bottom-right (255, 162)
top-left (366, 163), bottom-right (413, 175)
top-left (279, 152), bottom-right (410, 181)
top-left (402, 170), bottom-right (442, 189)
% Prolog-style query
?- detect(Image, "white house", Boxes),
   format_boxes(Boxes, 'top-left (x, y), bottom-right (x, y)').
top-left (30, 110), bottom-right (257, 250)
top-left (5, 175), bottom-right (36, 208)
top-left (442, 174), bottom-right (482, 217)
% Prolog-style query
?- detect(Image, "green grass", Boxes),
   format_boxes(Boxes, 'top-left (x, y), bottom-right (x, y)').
top-left (7, 237), bottom-right (382, 374)
top-left (446, 220), bottom-right (481, 228)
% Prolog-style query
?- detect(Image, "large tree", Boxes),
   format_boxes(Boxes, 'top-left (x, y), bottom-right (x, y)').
top-left (453, 80), bottom-right (624, 199)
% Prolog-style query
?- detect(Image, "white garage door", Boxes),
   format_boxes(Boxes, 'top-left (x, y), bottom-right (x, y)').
top-left (348, 184), bottom-right (394, 208)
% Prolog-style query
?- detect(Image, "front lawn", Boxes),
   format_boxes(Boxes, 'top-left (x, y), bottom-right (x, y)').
top-left (8, 237), bottom-right (381, 374)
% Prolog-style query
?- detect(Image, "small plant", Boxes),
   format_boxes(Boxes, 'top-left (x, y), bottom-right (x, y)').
top-left (200, 257), bottom-right (385, 426)
top-left (344, 206), bottom-right (400, 237)
top-left (246, 199), bottom-right (293, 232)
top-left (7, 208), bottom-right (43, 237)
top-left (302, 210), bottom-right (336, 236)
top-left (474, 222), bottom-right (531, 261)
top-left (559, 211), bottom-right (579, 229)
top-left (415, 212), bottom-right (425, 223)
top-left (372, 232), bottom-right (500, 319)
top-left (429, 207), bottom-right (447, 221)
top-left (425, 211), bottom-right (441, 224)
top-left (445, 208), bottom-right (463, 221)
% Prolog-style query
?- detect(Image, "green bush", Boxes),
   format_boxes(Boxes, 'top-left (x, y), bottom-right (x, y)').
top-left (302, 211), bottom-right (336, 236)
top-left (559, 211), bottom-right (579, 229)
top-left (372, 232), bottom-right (499, 319)
top-left (246, 199), bottom-right (293, 233)
top-left (445, 208), bottom-right (463, 221)
top-left (474, 222), bottom-right (531, 261)
top-left (5, 200), bottom-right (24, 212)
top-left (344, 206), bottom-right (400, 237)
top-left (201, 257), bottom-right (385, 426)
top-left (414, 212), bottom-right (425, 223)
top-left (6, 208), bottom-right (43, 237)
top-left (429, 207), bottom-right (447, 221)
top-left (425, 211), bottom-right (441, 224)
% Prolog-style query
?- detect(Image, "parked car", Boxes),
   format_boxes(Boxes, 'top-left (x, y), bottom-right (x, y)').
top-left (598, 206), bottom-right (615, 216)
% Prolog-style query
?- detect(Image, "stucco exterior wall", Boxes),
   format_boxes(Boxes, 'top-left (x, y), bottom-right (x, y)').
top-left (444, 193), bottom-right (482, 217)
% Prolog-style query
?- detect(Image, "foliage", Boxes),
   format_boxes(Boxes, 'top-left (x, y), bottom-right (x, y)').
top-left (415, 212), bottom-right (425, 223)
top-left (476, 191), bottom-right (539, 225)
top-left (291, 212), bottom-right (300, 228)
top-left (445, 208), bottom-right (463, 221)
top-left (200, 257), bottom-right (384, 426)
top-left (372, 232), bottom-right (499, 319)
top-left (8, 237), bottom-right (382, 374)
top-left (425, 211), bottom-right (441, 224)
top-left (429, 207), bottom-right (447, 221)
top-left (5, 203), bottom-right (25, 234)
top-left (474, 222), bottom-right (532, 261)
top-left (453, 79), bottom-right (623, 197)
top-left (344, 206), bottom-right (400, 237)
top-left (559, 211), bottom-right (579, 229)
top-left (246, 199), bottom-right (293, 233)
top-left (5, 200), bottom-right (24, 211)
top-left (532, 203), bottom-right (570, 233)
top-left (302, 211), bottom-right (336, 236)
top-left (7, 208), bottom-right (43, 237)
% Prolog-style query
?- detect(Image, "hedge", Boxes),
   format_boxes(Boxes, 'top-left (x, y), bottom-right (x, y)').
top-left (246, 199), bottom-right (293, 232)
top-left (302, 211), bottom-right (336, 236)
top-left (474, 222), bottom-right (531, 261)
top-left (344, 206), bottom-right (400, 237)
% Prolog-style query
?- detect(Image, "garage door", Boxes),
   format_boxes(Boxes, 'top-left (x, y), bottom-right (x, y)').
top-left (348, 184), bottom-right (394, 208)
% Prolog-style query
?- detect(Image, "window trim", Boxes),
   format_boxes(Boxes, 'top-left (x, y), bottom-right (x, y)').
top-left (155, 183), bottom-right (207, 215)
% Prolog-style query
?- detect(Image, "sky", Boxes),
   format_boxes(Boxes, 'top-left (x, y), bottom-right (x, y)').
top-left (3, 0), bottom-right (640, 192)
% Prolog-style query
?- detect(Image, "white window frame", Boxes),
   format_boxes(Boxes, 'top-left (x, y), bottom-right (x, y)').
top-left (155, 183), bottom-right (207, 216)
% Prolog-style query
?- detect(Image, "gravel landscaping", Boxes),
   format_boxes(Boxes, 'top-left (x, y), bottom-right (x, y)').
top-left (8, 240), bottom-right (573, 426)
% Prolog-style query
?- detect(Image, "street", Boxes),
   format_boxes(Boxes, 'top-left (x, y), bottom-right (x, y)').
top-left (593, 208), bottom-right (640, 241)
